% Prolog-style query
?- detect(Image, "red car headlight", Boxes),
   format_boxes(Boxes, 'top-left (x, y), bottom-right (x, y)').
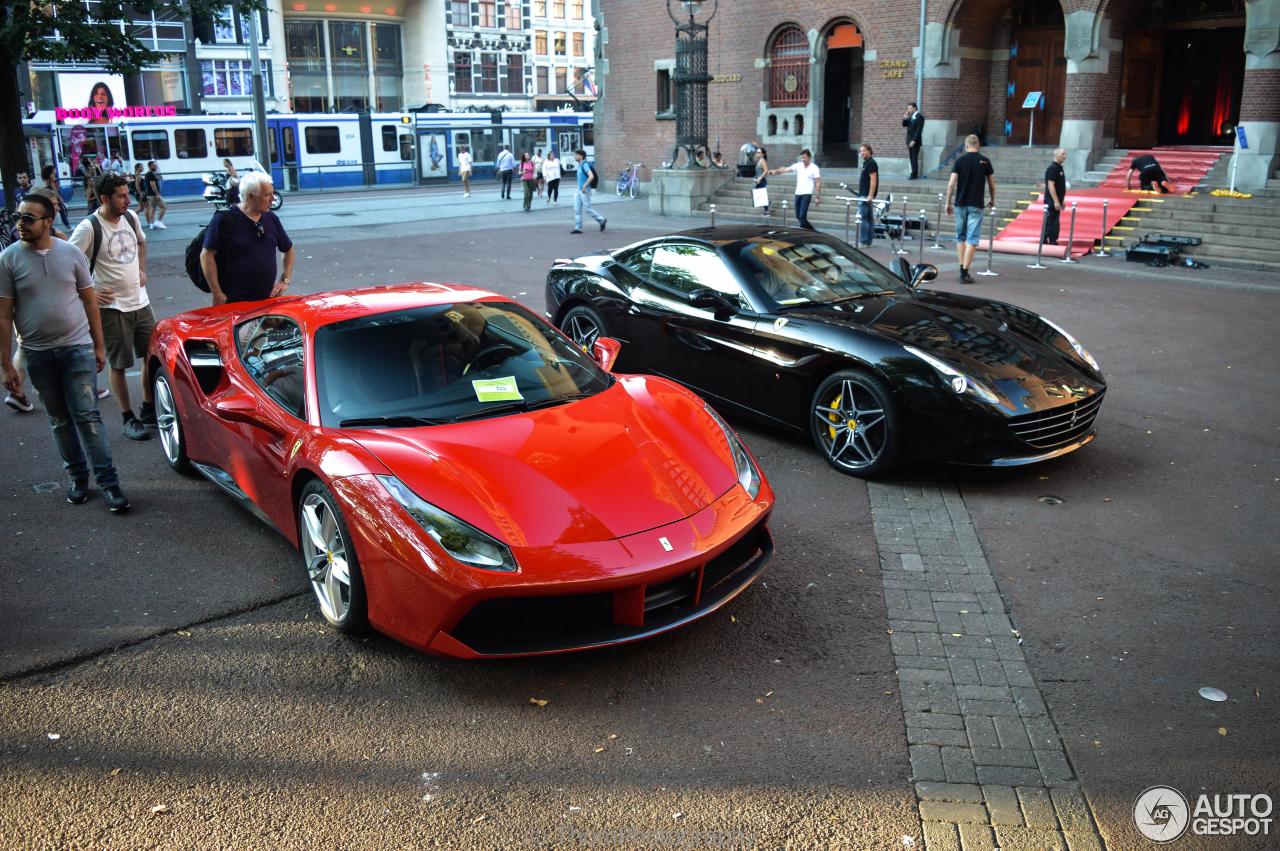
top-left (702, 403), bottom-right (762, 500)
top-left (376, 475), bottom-right (518, 572)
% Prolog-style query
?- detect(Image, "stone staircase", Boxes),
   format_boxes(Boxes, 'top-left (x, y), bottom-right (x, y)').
top-left (1107, 192), bottom-right (1280, 271)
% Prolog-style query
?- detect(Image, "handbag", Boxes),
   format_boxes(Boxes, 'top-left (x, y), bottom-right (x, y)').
top-left (752, 186), bottom-right (769, 207)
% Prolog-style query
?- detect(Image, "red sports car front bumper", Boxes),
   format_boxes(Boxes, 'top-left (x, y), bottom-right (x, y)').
top-left (330, 474), bottom-right (774, 658)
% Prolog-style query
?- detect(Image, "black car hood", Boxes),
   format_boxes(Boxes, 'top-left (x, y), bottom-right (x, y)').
top-left (780, 290), bottom-right (1091, 389)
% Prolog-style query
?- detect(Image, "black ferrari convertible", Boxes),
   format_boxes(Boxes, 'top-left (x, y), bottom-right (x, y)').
top-left (545, 225), bottom-right (1105, 477)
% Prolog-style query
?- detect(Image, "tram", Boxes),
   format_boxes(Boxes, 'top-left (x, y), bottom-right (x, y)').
top-left (19, 109), bottom-right (594, 198)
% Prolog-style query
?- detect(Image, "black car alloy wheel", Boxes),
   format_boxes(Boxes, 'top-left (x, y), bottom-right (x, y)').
top-left (810, 370), bottom-right (901, 477)
top-left (561, 305), bottom-right (605, 349)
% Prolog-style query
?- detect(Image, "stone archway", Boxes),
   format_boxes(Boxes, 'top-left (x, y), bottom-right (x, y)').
top-left (815, 18), bottom-right (867, 167)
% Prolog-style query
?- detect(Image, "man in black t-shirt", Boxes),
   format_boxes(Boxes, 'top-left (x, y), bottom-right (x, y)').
top-left (1126, 154), bottom-right (1174, 193)
top-left (945, 135), bottom-right (995, 284)
top-left (200, 171), bottom-right (296, 304)
top-left (1042, 147), bottom-right (1068, 245)
top-left (857, 144), bottom-right (878, 247)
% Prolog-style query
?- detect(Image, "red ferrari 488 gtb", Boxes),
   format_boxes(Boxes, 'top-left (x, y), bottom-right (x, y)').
top-left (147, 284), bottom-right (774, 657)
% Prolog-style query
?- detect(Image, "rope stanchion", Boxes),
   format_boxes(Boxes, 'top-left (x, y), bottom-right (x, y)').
top-left (781, 199), bottom-right (788, 229)
top-left (976, 206), bottom-right (1000, 277)
top-left (844, 198), bottom-right (853, 244)
top-left (895, 195), bottom-right (911, 255)
top-left (1027, 197), bottom-right (1049, 269)
top-left (918, 209), bottom-right (927, 264)
top-left (854, 208), bottom-right (863, 249)
top-left (930, 193), bottom-right (945, 249)
top-left (1093, 199), bottom-right (1111, 256)
top-left (1059, 201), bottom-right (1079, 264)
top-left (709, 203), bottom-right (716, 228)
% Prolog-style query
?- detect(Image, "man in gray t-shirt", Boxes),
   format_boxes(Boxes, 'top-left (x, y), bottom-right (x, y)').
top-left (0, 195), bottom-right (130, 511)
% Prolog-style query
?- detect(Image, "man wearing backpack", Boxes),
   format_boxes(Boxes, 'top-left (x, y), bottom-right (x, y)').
top-left (200, 171), bottom-right (295, 305)
top-left (69, 173), bottom-right (154, 441)
top-left (570, 149), bottom-right (605, 235)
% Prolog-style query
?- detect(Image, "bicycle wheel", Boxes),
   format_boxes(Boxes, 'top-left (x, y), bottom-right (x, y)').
top-left (628, 176), bottom-right (638, 199)
top-left (616, 175), bottom-right (626, 196)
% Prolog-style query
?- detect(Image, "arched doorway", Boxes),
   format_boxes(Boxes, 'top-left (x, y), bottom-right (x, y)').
top-left (1006, 0), bottom-right (1066, 144)
top-left (819, 21), bottom-right (865, 167)
top-left (1116, 0), bottom-right (1245, 147)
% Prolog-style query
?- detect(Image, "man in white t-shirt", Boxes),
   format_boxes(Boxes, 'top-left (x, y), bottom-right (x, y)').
top-left (69, 173), bottom-right (154, 441)
top-left (457, 147), bottom-right (473, 197)
top-left (769, 149), bottom-right (822, 230)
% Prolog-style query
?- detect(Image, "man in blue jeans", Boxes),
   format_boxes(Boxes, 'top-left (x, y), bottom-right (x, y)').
top-left (570, 149), bottom-right (606, 234)
top-left (495, 145), bottom-right (516, 200)
top-left (0, 194), bottom-right (130, 511)
top-left (944, 134), bottom-right (996, 284)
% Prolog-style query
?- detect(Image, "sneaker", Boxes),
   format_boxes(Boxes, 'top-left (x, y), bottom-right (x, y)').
top-left (66, 480), bottom-right (90, 505)
top-left (138, 402), bottom-right (157, 427)
top-left (570, 229), bottom-right (583, 234)
top-left (464, 192), bottom-right (471, 197)
top-left (153, 221), bottom-right (167, 230)
top-left (123, 416), bottom-right (151, 441)
top-left (4, 392), bottom-right (34, 413)
top-left (97, 386), bottom-right (111, 399)
top-left (147, 223), bottom-right (156, 230)
top-left (599, 218), bottom-right (607, 232)
top-left (961, 270), bottom-right (975, 284)
top-left (102, 486), bottom-right (130, 513)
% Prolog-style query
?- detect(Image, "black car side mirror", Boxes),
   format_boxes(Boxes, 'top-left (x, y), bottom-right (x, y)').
top-left (689, 288), bottom-right (737, 318)
top-left (891, 257), bottom-right (911, 283)
top-left (909, 263), bottom-right (938, 289)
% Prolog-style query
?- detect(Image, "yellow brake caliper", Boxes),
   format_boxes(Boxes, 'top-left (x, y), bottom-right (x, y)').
top-left (827, 391), bottom-right (842, 440)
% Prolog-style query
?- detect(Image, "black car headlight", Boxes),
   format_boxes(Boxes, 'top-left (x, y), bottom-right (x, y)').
top-left (905, 346), bottom-right (1001, 405)
top-left (1042, 317), bottom-right (1101, 374)
top-left (702, 403), bottom-right (762, 500)
top-left (377, 475), bottom-right (518, 572)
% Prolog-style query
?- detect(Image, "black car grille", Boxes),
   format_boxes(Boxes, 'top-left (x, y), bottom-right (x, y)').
top-left (1008, 391), bottom-right (1104, 450)
top-left (449, 523), bottom-right (772, 656)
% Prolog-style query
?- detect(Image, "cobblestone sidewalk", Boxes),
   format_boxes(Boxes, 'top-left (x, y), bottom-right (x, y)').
top-left (869, 480), bottom-right (1107, 851)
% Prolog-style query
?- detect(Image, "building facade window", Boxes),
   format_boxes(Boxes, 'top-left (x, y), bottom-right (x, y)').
top-left (478, 0), bottom-right (496, 28)
top-left (506, 54), bottom-right (524, 94)
top-left (372, 22), bottom-right (403, 110)
top-left (656, 68), bottom-right (673, 115)
top-left (504, 0), bottom-right (522, 28)
top-left (478, 52), bottom-right (498, 92)
top-left (329, 20), bottom-right (369, 111)
top-left (572, 32), bottom-right (583, 56)
top-left (450, 0), bottom-right (470, 25)
top-left (553, 32), bottom-right (565, 56)
top-left (532, 0), bottom-right (546, 16)
top-left (201, 59), bottom-right (271, 97)
top-left (554, 66), bottom-right (567, 93)
top-left (571, 0), bottom-right (583, 18)
top-left (536, 66), bottom-right (549, 93)
top-left (284, 19), bottom-right (400, 112)
top-left (210, 5), bottom-right (268, 45)
top-left (552, 0), bottom-right (565, 18)
top-left (768, 25), bottom-right (810, 106)
top-left (454, 51), bottom-right (474, 93)
top-left (535, 30), bottom-right (547, 54)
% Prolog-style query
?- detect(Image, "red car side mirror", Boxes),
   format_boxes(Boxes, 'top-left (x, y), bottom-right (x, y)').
top-left (214, 393), bottom-right (285, 436)
top-left (591, 337), bottom-right (622, 373)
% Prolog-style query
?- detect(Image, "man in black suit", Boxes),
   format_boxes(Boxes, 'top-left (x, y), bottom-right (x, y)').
top-left (903, 103), bottom-right (925, 179)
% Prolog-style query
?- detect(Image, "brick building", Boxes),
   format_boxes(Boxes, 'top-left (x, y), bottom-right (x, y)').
top-left (595, 0), bottom-right (1279, 189)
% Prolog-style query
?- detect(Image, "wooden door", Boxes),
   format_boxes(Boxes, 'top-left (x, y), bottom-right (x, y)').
top-left (1117, 32), bottom-right (1163, 148)
top-left (1007, 30), bottom-right (1066, 145)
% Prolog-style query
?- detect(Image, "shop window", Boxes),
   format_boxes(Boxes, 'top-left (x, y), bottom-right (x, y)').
top-left (132, 129), bottom-right (170, 160)
top-left (215, 127), bottom-right (254, 157)
top-left (305, 126), bottom-right (341, 154)
top-left (174, 129), bottom-right (207, 159)
top-left (769, 25), bottom-right (810, 107)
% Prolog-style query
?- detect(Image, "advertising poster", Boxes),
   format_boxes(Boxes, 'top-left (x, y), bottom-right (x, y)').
top-left (56, 73), bottom-right (127, 124)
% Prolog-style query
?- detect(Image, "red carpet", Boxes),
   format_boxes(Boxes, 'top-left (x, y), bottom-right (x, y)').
top-left (1095, 146), bottom-right (1228, 195)
top-left (980, 188), bottom-right (1140, 259)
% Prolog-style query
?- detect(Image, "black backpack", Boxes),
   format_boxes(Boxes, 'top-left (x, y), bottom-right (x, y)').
top-left (586, 163), bottom-right (598, 189)
top-left (85, 210), bottom-right (142, 275)
top-left (185, 210), bottom-right (227, 293)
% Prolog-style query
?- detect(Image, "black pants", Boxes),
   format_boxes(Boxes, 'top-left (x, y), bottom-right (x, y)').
top-left (908, 143), bottom-right (920, 179)
top-left (499, 169), bottom-right (513, 198)
top-left (1042, 203), bottom-right (1061, 245)
top-left (546, 178), bottom-right (559, 203)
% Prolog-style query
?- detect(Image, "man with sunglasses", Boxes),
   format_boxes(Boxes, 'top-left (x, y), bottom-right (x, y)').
top-left (199, 171), bottom-right (295, 305)
top-left (0, 194), bottom-right (130, 512)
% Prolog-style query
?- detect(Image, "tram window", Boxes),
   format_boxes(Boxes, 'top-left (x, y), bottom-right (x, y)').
top-left (215, 127), bottom-right (254, 157)
top-left (132, 130), bottom-right (170, 161)
top-left (381, 126), bottom-right (397, 152)
top-left (399, 134), bottom-right (413, 161)
top-left (119, 132), bottom-right (131, 161)
top-left (305, 126), bottom-right (341, 154)
top-left (174, 129), bottom-right (207, 159)
top-left (582, 125), bottom-right (594, 147)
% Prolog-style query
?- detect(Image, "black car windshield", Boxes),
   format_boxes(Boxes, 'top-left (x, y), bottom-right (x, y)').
top-left (314, 301), bottom-right (612, 428)
top-left (731, 234), bottom-right (907, 307)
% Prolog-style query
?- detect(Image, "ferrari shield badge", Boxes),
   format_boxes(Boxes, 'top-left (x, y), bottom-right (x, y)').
top-left (773, 317), bottom-right (788, 330)
top-left (659, 537), bottom-right (674, 552)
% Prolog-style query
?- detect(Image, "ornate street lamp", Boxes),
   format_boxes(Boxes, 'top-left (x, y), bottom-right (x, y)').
top-left (666, 0), bottom-right (718, 168)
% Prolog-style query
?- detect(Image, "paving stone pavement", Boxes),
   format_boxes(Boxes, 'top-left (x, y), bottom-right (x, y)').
top-left (869, 480), bottom-right (1108, 851)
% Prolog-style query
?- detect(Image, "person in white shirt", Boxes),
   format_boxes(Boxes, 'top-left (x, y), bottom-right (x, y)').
top-left (69, 173), bottom-right (154, 441)
top-left (495, 145), bottom-right (516, 199)
top-left (532, 148), bottom-right (545, 197)
top-left (458, 147), bottom-right (473, 197)
top-left (542, 150), bottom-right (562, 206)
top-left (769, 148), bottom-right (822, 230)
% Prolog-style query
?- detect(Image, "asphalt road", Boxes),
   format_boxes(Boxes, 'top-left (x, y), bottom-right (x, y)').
top-left (1, 192), bottom-right (1277, 849)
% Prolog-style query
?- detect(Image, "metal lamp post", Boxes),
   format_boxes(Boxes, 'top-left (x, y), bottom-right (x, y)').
top-left (667, 0), bottom-right (718, 169)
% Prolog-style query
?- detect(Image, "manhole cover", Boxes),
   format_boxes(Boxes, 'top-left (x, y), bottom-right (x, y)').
top-left (1037, 495), bottom-right (1064, 505)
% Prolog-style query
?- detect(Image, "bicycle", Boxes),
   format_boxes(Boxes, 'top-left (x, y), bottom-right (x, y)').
top-left (616, 162), bottom-right (643, 198)
top-left (0, 208), bottom-right (18, 250)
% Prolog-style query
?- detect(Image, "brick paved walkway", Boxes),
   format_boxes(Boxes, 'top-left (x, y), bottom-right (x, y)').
top-left (868, 480), bottom-right (1107, 851)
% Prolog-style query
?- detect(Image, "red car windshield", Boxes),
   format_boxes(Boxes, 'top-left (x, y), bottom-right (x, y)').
top-left (314, 301), bottom-right (612, 428)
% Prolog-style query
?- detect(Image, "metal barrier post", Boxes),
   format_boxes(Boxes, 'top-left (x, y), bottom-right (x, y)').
top-left (895, 195), bottom-right (911, 255)
top-left (1093, 199), bottom-right (1112, 256)
top-left (1059, 201), bottom-right (1079, 264)
top-left (931, 192), bottom-right (945, 249)
top-left (1028, 200), bottom-right (1049, 269)
top-left (854, 208), bottom-right (863, 249)
top-left (844, 198), bottom-right (852, 244)
top-left (781, 199), bottom-right (788, 227)
top-left (976, 206), bottom-right (1000, 277)
top-left (710, 203), bottom-right (716, 228)
top-left (918, 209), bottom-right (927, 264)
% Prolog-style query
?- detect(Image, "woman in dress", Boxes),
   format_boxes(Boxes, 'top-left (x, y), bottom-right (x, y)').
top-left (754, 147), bottom-right (770, 218)
top-left (520, 152), bottom-right (538, 212)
